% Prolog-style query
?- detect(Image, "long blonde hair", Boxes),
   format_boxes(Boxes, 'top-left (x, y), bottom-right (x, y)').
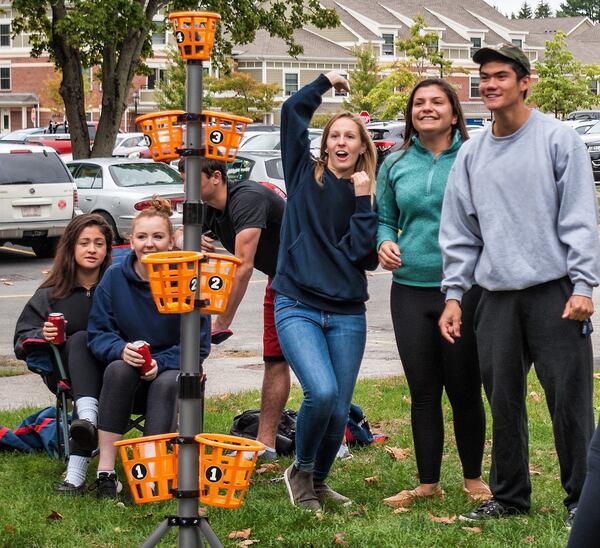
top-left (314, 112), bottom-right (377, 195)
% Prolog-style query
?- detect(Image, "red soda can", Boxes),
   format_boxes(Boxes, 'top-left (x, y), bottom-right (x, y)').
top-left (48, 313), bottom-right (65, 344)
top-left (132, 340), bottom-right (153, 375)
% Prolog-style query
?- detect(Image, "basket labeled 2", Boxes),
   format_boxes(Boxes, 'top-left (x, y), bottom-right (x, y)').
top-left (199, 253), bottom-right (241, 314)
top-left (196, 433), bottom-right (264, 508)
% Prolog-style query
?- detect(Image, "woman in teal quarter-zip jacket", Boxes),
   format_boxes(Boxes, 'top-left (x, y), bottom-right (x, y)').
top-left (377, 79), bottom-right (490, 509)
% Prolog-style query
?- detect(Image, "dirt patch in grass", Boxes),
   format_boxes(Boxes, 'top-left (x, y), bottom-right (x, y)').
top-left (0, 356), bottom-right (28, 377)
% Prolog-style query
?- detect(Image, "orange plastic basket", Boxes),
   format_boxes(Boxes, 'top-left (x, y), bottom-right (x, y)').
top-left (168, 11), bottom-right (221, 61)
top-left (203, 111), bottom-right (253, 162)
top-left (199, 253), bottom-right (241, 314)
top-left (142, 251), bottom-right (204, 314)
top-left (135, 110), bottom-right (185, 162)
top-left (115, 433), bottom-right (179, 504)
top-left (195, 433), bottom-right (264, 508)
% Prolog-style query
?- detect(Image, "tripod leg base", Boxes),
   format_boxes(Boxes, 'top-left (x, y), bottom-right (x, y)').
top-left (140, 518), bottom-right (171, 548)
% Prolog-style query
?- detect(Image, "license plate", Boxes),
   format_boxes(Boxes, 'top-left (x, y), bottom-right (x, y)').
top-left (176, 202), bottom-right (183, 213)
top-left (21, 206), bottom-right (41, 217)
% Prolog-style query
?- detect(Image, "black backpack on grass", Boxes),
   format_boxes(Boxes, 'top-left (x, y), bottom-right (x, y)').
top-left (230, 409), bottom-right (297, 455)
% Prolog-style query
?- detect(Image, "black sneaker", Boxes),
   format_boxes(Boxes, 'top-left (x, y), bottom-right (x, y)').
top-left (95, 472), bottom-right (123, 500)
top-left (70, 419), bottom-right (97, 452)
top-left (566, 507), bottom-right (577, 529)
top-left (55, 480), bottom-right (86, 495)
top-left (459, 498), bottom-right (523, 521)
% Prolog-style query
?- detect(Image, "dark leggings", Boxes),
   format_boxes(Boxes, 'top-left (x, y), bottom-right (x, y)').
top-left (567, 420), bottom-right (600, 547)
top-left (390, 283), bottom-right (485, 484)
top-left (97, 360), bottom-right (178, 436)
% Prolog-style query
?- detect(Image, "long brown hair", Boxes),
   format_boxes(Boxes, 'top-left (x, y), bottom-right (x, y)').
top-left (315, 112), bottom-right (377, 195)
top-left (130, 195), bottom-right (174, 236)
top-left (402, 79), bottom-right (469, 149)
top-left (41, 213), bottom-right (113, 299)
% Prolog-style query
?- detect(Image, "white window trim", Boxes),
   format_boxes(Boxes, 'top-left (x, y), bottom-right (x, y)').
top-left (469, 75), bottom-right (481, 99)
top-left (283, 70), bottom-right (300, 97)
top-left (0, 20), bottom-right (11, 48)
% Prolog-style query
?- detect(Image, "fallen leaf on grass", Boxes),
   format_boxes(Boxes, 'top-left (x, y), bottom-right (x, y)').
top-left (524, 536), bottom-right (536, 544)
top-left (4, 525), bottom-right (16, 533)
top-left (529, 466), bottom-right (542, 476)
top-left (538, 507), bottom-right (553, 514)
top-left (393, 507), bottom-right (411, 514)
top-left (364, 476), bottom-right (379, 484)
top-left (385, 446), bottom-right (411, 461)
top-left (529, 391), bottom-right (541, 403)
top-left (334, 532), bottom-right (349, 546)
top-left (462, 527), bottom-right (482, 534)
top-left (402, 396), bottom-right (411, 404)
top-left (349, 504), bottom-right (368, 517)
top-left (314, 511), bottom-right (324, 521)
top-left (229, 528), bottom-right (252, 540)
top-left (255, 463), bottom-right (282, 474)
top-left (276, 536), bottom-right (285, 542)
top-left (594, 373), bottom-right (600, 380)
top-left (198, 506), bottom-right (208, 516)
top-left (238, 541), bottom-right (258, 547)
top-left (46, 511), bottom-right (64, 521)
top-left (428, 512), bottom-right (457, 524)
top-left (114, 527), bottom-right (122, 534)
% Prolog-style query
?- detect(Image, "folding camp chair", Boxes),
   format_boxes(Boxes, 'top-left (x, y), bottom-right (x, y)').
top-left (20, 338), bottom-right (146, 461)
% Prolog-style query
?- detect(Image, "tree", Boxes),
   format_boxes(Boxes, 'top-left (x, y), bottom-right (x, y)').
top-left (364, 66), bottom-right (418, 120)
top-left (396, 15), bottom-right (440, 78)
top-left (534, 1), bottom-right (553, 17)
top-left (529, 32), bottom-right (600, 118)
top-left (11, 1), bottom-right (339, 159)
top-left (154, 47), bottom-right (188, 111)
top-left (517, 2), bottom-right (533, 18)
top-left (342, 44), bottom-right (380, 113)
top-left (204, 72), bottom-right (280, 120)
top-left (40, 70), bottom-right (94, 119)
top-left (557, 0), bottom-right (600, 22)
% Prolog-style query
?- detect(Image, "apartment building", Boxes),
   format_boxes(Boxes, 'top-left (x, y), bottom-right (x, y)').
top-left (0, 0), bottom-right (598, 132)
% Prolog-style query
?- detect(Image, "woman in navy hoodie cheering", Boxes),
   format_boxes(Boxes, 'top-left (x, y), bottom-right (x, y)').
top-left (87, 197), bottom-right (211, 500)
top-left (272, 72), bottom-right (378, 511)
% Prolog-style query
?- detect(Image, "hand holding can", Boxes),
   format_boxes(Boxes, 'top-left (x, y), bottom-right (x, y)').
top-left (132, 340), bottom-right (154, 376)
top-left (47, 313), bottom-right (66, 344)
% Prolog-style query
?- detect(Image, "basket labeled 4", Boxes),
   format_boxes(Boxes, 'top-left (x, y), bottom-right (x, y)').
top-left (196, 433), bottom-right (264, 508)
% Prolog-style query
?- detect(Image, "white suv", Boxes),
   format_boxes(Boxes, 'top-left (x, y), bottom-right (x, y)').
top-left (0, 143), bottom-right (80, 257)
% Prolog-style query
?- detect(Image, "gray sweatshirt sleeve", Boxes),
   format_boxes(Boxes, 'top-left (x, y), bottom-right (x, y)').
top-left (554, 137), bottom-right (600, 298)
top-left (439, 153), bottom-right (483, 302)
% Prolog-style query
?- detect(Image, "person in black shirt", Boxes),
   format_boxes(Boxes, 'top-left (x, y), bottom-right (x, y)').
top-left (178, 158), bottom-right (289, 460)
top-left (14, 213), bottom-right (113, 493)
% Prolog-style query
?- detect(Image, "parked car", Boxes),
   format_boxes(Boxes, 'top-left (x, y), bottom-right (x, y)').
top-left (0, 127), bottom-right (47, 142)
top-left (0, 143), bottom-right (80, 257)
top-left (240, 129), bottom-right (322, 154)
top-left (580, 120), bottom-right (600, 145)
top-left (566, 110), bottom-right (600, 122)
top-left (565, 120), bottom-right (597, 135)
top-left (587, 139), bottom-right (600, 182)
top-left (66, 158), bottom-right (183, 242)
top-left (366, 121), bottom-right (406, 169)
top-left (226, 151), bottom-right (285, 194)
top-left (112, 132), bottom-right (146, 157)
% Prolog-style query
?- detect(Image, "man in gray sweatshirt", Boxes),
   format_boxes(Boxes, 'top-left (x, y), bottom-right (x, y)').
top-left (438, 44), bottom-right (600, 526)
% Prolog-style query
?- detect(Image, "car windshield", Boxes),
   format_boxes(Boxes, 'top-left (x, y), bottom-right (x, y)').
top-left (587, 121), bottom-right (600, 135)
top-left (0, 151), bottom-right (71, 184)
top-left (242, 133), bottom-right (281, 150)
top-left (108, 163), bottom-right (182, 187)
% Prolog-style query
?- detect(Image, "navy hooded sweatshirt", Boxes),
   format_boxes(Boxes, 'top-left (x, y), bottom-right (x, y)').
top-left (271, 74), bottom-right (378, 314)
top-left (88, 250), bottom-right (210, 373)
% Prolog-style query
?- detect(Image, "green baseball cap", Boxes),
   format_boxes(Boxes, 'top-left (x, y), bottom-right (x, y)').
top-left (472, 43), bottom-right (531, 74)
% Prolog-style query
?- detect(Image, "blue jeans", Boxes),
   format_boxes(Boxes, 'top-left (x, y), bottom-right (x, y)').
top-left (274, 294), bottom-right (366, 482)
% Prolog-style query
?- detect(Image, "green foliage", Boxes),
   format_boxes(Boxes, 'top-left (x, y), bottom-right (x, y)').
top-left (534, 1), bottom-right (553, 18)
top-left (342, 44), bottom-right (380, 113)
top-left (205, 72), bottom-right (281, 120)
top-left (396, 15), bottom-right (440, 78)
top-left (364, 65), bottom-right (418, 120)
top-left (518, 1), bottom-right (534, 18)
top-left (311, 113), bottom-right (335, 129)
top-left (154, 47), bottom-right (187, 111)
top-left (396, 14), bottom-right (455, 79)
top-left (530, 32), bottom-right (600, 118)
top-left (557, 0), bottom-right (600, 22)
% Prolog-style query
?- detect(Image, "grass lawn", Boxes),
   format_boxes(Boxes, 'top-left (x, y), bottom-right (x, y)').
top-left (0, 374), bottom-right (596, 547)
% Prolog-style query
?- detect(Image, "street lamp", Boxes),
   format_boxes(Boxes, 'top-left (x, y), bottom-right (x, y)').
top-left (133, 90), bottom-right (139, 117)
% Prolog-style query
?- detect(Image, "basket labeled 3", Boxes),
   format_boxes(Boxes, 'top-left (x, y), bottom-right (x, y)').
top-left (142, 251), bottom-right (204, 314)
top-left (115, 433), bottom-right (179, 504)
top-left (195, 433), bottom-right (264, 508)
top-left (199, 253), bottom-right (241, 314)
top-left (203, 111), bottom-right (253, 162)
